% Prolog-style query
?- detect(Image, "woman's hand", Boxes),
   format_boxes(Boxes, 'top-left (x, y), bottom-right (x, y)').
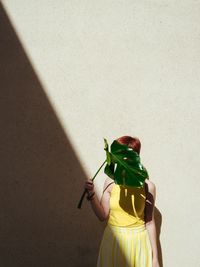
top-left (84, 179), bottom-right (95, 198)
top-left (85, 178), bottom-right (94, 191)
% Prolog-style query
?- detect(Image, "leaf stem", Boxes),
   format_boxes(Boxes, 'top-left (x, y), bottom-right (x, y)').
top-left (91, 159), bottom-right (107, 181)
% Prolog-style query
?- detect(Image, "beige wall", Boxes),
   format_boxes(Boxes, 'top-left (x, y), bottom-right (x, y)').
top-left (1, 1), bottom-right (200, 266)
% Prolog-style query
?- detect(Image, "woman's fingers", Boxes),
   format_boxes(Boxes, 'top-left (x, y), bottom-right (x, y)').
top-left (86, 178), bottom-right (93, 185)
top-left (85, 179), bottom-right (94, 191)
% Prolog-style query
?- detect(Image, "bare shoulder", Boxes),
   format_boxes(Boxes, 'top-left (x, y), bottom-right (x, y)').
top-left (145, 179), bottom-right (156, 205)
top-left (145, 178), bottom-right (156, 194)
top-left (103, 177), bottom-right (115, 193)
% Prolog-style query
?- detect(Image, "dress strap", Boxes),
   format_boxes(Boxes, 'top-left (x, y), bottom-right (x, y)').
top-left (103, 181), bottom-right (115, 193)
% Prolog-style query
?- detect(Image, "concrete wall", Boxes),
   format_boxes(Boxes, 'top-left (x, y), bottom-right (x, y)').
top-left (1, 1), bottom-right (200, 266)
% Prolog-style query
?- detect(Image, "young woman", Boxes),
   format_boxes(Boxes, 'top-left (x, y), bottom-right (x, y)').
top-left (85, 136), bottom-right (160, 267)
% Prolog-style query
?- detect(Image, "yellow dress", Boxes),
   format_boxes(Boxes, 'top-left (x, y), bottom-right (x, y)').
top-left (97, 183), bottom-right (152, 267)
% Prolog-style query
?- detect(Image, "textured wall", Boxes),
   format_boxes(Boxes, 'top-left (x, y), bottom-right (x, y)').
top-left (1, 1), bottom-right (200, 266)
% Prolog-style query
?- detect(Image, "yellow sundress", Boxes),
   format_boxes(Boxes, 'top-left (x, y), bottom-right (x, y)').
top-left (97, 183), bottom-right (152, 267)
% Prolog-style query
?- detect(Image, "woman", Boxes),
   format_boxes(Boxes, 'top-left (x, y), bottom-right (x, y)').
top-left (85, 136), bottom-right (160, 267)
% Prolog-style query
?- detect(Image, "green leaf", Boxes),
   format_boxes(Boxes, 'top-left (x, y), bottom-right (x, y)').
top-left (104, 161), bottom-right (115, 179)
top-left (77, 137), bottom-right (149, 209)
top-left (104, 140), bottom-right (148, 187)
top-left (104, 138), bottom-right (111, 165)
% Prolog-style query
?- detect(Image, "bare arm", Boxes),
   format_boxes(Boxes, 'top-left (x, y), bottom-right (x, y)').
top-left (85, 178), bottom-right (112, 221)
top-left (145, 181), bottom-right (160, 266)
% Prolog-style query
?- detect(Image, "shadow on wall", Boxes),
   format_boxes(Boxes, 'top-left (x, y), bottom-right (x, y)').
top-left (145, 184), bottom-right (163, 267)
top-left (0, 3), bottom-right (105, 267)
top-left (155, 207), bottom-right (163, 267)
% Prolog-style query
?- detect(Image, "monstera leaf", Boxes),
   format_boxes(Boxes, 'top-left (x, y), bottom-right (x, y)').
top-left (104, 139), bottom-right (148, 187)
top-left (77, 137), bottom-right (148, 209)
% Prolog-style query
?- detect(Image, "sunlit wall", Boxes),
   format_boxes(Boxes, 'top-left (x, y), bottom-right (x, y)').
top-left (2, 1), bottom-right (200, 266)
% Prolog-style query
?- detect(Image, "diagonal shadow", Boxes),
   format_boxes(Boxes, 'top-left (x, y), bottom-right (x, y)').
top-left (0, 3), bottom-right (105, 267)
top-left (0, 3), bottom-right (163, 267)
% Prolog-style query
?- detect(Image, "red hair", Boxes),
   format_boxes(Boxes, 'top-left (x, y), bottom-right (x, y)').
top-left (116, 136), bottom-right (141, 154)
